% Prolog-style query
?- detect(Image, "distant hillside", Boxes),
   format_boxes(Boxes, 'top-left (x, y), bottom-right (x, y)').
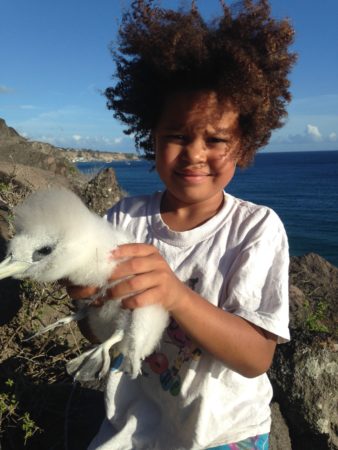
top-left (0, 118), bottom-right (26, 143)
top-left (0, 118), bottom-right (138, 165)
top-left (59, 148), bottom-right (139, 163)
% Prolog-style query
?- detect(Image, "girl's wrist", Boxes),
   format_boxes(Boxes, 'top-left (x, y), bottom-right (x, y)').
top-left (168, 284), bottom-right (197, 316)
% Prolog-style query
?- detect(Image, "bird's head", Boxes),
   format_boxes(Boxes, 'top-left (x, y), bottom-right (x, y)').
top-left (0, 188), bottom-right (112, 283)
top-left (0, 232), bottom-right (60, 281)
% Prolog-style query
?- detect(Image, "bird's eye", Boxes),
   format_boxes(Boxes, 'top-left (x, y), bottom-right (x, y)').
top-left (38, 246), bottom-right (53, 255)
top-left (32, 246), bottom-right (54, 262)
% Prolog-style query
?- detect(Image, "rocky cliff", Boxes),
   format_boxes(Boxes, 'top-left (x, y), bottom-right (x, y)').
top-left (0, 118), bottom-right (138, 167)
top-left (0, 122), bottom-right (337, 449)
top-left (0, 118), bottom-right (80, 178)
top-left (269, 253), bottom-right (337, 450)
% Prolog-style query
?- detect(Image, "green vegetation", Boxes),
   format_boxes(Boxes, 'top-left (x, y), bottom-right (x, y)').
top-left (304, 299), bottom-right (330, 333)
top-left (68, 165), bottom-right (78, 175)
top-left (0, 379), bottom-right (41, 444)
top-left (0, 181), bottom-right (10, 193)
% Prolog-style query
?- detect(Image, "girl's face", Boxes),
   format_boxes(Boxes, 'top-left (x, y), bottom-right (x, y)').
top-left (154, 90), bottom-right (242, 209)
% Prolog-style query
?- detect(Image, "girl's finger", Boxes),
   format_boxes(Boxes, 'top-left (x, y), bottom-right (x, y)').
top-left (106, 271), bottom-right (159, 299)
top-left (67, 284), bottom-right (98, 300)
top-left (120, 286), bottom-right (160, 310)
top-left (111, 243), bottom-right (158, 259)
top-left (109, 253), bottom-right (164, 281)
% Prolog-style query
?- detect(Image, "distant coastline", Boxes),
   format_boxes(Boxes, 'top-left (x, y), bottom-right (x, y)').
top-left (58, 148), bottom-right (139, 163)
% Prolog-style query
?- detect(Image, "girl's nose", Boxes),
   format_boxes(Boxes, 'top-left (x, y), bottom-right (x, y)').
top-left (181, 139), bottom-right (207, 163)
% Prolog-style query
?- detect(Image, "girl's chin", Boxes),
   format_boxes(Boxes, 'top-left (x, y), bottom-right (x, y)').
top-left (163, 188), bottom-right (222, 205)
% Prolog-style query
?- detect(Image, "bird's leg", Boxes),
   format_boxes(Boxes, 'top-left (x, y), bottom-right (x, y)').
top-left (24, 288), bottom-right (105, 342)
top-left (66, 308), bottom-right (130, 381)
top-left (24, 307), bottom-right (89, 342)
top-left (66, 329), bottom-right (125, 381)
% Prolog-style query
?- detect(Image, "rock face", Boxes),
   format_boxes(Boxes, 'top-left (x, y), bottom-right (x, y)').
top-left (0, 119), bottom-right (79, 178)
top-left (82, 167), bottom-right (124, 216)
top-left (269, 253), bottom-right (338, 450)
top-left (0, 118), bottom-right (25, 143)
top-left (270, 402), bottom-right (293, 450)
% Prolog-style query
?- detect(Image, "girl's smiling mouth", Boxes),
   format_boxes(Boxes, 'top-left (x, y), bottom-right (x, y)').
top-left (174, 169), bottom-right (211, 183)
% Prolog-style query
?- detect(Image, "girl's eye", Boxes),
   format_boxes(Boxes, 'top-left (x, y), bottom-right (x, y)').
top-left (170, 134), bottom-right (185, 140)
top-left (163, 134), bottom-right (186, 143)
top-left (208, 137), bottom-right (229, 144)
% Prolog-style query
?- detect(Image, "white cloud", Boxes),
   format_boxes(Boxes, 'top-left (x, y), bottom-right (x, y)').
top-left (20, 105), bottom-right (36, 110)
top-left (306, 124), bottom-right (322, 141)
top-left (5, 105), bottom-right (135, 152)
top-left (0, 85), bottom-right (14, 94)
top-left (268, 122), bottom-right (338, 152)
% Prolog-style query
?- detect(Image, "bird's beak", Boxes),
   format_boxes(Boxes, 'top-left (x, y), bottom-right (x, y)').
top-left (0, 256), bottom-right (31, 279)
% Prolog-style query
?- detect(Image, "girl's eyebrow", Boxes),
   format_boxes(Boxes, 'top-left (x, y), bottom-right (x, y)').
top-left (209, 127), bottom-right (234, 135)
top-left (160, 125), bottom-right (185, 131)
top-left (159, 126), bottom-right (236, 136)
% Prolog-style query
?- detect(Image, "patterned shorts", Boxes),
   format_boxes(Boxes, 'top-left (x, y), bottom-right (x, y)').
top-left (208, 433), bottom-right (269, 450)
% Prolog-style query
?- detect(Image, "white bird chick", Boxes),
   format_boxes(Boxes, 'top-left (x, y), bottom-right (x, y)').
top-left (0, 188), bottom-right (169, 380)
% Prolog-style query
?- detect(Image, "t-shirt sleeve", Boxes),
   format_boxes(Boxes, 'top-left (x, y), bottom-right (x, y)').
top-left (222, 209), bottom-right (290, 343)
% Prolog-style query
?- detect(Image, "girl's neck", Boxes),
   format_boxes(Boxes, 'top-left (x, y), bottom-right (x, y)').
top-left (160, 191), bottom-right (225, 232)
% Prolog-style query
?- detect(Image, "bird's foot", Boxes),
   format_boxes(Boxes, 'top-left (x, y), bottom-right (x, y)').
top-left (24, 309), bottom-right (88, 342)
top-left (67, 329), bottom-right (125, 381)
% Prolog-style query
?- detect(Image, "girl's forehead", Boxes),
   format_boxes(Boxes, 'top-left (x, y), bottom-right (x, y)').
top-left (158, 90), bottom-right (240, 132)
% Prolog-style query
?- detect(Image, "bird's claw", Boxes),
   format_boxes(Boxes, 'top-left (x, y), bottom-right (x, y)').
top-left (67, 330), bottom-right (125, 381)
top-left (67, 344), bottom-right (111, 381)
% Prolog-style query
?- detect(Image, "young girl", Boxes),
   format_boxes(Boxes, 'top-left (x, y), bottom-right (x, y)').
top-left (69, 1), bottom-right (296, 448)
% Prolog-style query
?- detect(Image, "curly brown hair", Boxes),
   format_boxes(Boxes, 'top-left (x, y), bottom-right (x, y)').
top-left (105, 0), bottom-right (297, 167)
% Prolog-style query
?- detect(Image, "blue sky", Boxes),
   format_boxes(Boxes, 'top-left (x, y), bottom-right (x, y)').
top-left (1, 0), bottom-right (337, 154)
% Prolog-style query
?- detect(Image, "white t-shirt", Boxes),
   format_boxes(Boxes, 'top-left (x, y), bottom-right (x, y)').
top-left (89, 191), bottom-right (290, 450)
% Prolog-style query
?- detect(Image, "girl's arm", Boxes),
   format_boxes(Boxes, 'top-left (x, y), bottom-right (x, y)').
top-left (95, 243), bottom-right (277, 378)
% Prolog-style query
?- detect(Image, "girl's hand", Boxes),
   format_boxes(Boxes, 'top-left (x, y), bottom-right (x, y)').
top-left (106, 243), bottom-right (190, 311)
top-left (64, 281), bottom-right (103, 307)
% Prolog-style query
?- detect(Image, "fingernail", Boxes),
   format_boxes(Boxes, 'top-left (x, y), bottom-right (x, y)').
top-left (110, 247), bottom-right (121, 259)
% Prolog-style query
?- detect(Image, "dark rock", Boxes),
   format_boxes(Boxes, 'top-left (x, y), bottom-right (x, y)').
top-left (270, 336), bottom-right (337, 450)
top-left (269, 254), bottom-right (338, 450)
top-left (289, 253), bottom-right (337, 337)
top-left (289, 284), bottom-right (308, 329)
top-left (0, 235), bottom-right (21, 325)
top-left (270, 402), bottom-right (292, 450)
top-left (81, 167), bottom-right (124, 216)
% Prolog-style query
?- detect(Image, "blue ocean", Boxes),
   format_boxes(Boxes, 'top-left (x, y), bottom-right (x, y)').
top-left (77, 150), bottom-right (338, 267)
